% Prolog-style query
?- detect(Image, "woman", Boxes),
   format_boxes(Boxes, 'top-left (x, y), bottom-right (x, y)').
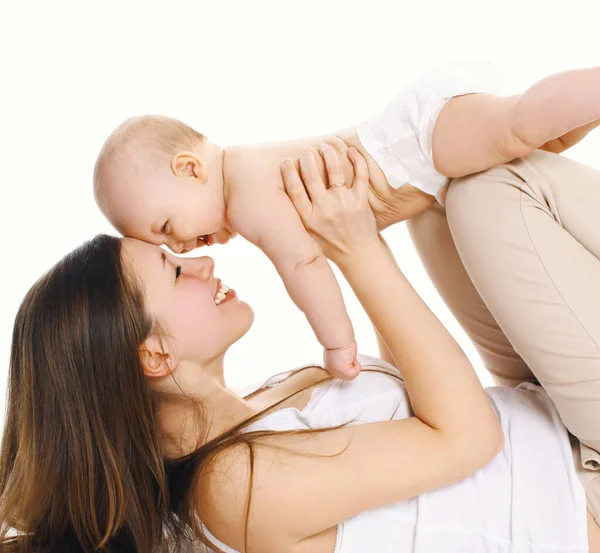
top-left (0, 148), bottom-right (598, 553)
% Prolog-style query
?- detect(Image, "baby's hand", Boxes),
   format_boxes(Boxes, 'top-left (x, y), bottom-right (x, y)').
top-left (324, 342), bottom-right (361, 381)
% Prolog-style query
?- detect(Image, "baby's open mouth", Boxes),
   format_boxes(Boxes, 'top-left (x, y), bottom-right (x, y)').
top-left (180, 235), bottom-right (211, 254)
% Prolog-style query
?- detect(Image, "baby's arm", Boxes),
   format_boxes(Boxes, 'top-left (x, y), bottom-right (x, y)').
top-left (432, 66), bottom-right (600, 177)
top-left (232, 187), bottom-right (359, 379)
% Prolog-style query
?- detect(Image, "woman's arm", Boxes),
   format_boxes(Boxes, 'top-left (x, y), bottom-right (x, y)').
top-left (282, 145), bottom-right (501, 440)
top-left (199, 147), bottom-right (504, 551)
top-left (339, 237), bottom-right (499, 435)
top-left (372, 235), bottom-right (398, 367)
top-left (432, 66), bottom-right (600, 178)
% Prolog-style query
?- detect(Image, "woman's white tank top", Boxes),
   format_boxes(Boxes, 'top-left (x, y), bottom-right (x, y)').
top-left (202, 354), bottom-right (588, 552)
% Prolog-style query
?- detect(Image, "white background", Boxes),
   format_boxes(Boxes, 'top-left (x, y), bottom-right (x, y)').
top-left (1, 0), bottom-right (599, 429)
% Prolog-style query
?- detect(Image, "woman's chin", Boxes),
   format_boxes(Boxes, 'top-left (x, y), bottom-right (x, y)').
top-left (240, 307), bottom-right (255, 334)
top-left (228, 305), bottom-right (255, 343)
top-left (232, 298), bottom-right (254, 321)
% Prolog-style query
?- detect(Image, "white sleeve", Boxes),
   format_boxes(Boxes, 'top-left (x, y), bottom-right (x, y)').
top-left (357, 60), bottom-right (507, 203)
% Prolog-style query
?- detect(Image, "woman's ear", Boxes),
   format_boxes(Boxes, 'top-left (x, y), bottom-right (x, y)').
top-left (170, 151), bottom-right (208, 182)
top-left (139, 334), bottom-right (178, 378)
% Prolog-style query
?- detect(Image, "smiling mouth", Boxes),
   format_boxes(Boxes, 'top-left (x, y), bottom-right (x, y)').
top-left (179, 235), bottom-right (211, 254)
top-left (214, 283), bottom-right (232, 305)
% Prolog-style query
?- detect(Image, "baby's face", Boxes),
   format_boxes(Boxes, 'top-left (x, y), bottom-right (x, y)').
top-left (104, 167), bottom-right (235, 253)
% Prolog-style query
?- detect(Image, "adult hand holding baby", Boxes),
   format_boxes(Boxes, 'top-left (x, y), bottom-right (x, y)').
top-left (280, 145), bottom-right (378, 267)
top-left (281, 145), bottom-right (379, 379)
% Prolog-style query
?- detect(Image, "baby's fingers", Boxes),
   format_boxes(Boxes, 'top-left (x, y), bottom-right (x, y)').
top-left (281, 158), bottom-right (312, 219)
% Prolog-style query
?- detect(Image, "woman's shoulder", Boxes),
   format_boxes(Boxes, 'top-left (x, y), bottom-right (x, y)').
top-left (357, 353), bottom-right (399, 374)
top-left (233, 362), bottom-right (323, 399)
top-left (234, 353), bottom-right (401, 399)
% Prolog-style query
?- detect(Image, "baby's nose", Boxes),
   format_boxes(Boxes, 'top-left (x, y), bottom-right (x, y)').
top-left (182, 238), bottom-right (198, 252)
top-left (168, 239), bottom-right (185, 254)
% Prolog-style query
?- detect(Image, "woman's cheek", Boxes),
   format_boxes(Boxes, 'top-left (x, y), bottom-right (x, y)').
top-left (171, 295), bottom-right (218, 335)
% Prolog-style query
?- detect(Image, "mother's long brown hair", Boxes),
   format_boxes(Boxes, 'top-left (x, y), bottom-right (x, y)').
top-left (0, 234), bottom-right (364, 553)
top-left (0, 234), bottom-right (169, 552)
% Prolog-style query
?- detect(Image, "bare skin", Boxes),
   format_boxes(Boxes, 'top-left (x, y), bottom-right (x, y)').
top-left (223, 128), bottom-right (435, 232)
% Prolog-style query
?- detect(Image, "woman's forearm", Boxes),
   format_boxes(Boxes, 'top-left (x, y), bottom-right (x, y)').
top-left (371, 235), bottom-right (399, 367)
top-left (336, 240), bottom-right (501, 443)
top-left (513, 66), bottom-right (600, 149)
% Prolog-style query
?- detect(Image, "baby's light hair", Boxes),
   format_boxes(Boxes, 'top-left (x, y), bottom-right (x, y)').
top-left (93, 114), bottom-right (205, 200)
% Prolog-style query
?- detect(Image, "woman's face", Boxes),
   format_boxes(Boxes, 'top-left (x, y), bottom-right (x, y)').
top-left (121, 238), bottom-right (254, 364)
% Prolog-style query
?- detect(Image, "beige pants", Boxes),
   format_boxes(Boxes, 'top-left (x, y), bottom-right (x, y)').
top-left (406, 149), bottom-right (600, 521)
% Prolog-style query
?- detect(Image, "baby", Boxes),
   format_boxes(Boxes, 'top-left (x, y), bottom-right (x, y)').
top-left (94, 61), bottom-right (600, 380)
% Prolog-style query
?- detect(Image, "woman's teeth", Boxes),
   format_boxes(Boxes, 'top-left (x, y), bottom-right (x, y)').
top-left (214, 284), bottom-right (230, 305)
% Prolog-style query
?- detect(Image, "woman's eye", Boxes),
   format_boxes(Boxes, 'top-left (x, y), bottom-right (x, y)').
top-left (175, 266), bottom-right (182, 280)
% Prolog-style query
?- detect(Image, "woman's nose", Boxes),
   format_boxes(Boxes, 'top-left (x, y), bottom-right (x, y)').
top-left (183, 256), bottom-right (214, 280)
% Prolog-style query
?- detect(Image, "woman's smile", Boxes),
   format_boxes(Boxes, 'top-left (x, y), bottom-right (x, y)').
top-left (216, 288), bottom-right (237, 306)
top-left (214, 282), bottom-right (234, 305)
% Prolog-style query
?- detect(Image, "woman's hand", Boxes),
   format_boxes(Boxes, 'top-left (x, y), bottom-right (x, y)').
top-left (280, 145), bottom-right (379, 266)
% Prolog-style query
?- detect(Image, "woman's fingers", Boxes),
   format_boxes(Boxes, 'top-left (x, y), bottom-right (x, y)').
top-left (348, 147), bottom-right (369, 198)
top-left (298, 151), bottom-right (327, 200)
top-left (281, 145), bottom-right (377, 262)
top-left (318, 144), bottom-right (345, 188)
top-left (281, 158), bottom-right (312, 218)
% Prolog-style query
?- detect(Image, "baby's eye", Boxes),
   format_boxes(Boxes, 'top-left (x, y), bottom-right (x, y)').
top-left (175, 265), bottom-right (182, 280)
top-left (161, 221), bottom-right (169, 234)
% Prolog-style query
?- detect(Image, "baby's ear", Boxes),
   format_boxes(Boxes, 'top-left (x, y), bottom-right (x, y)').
top-left (170, 151), bottom-right (208, 182)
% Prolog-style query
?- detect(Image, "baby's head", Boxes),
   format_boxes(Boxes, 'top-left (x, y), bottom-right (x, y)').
top-left (94, 115), bottom-right (233, 253)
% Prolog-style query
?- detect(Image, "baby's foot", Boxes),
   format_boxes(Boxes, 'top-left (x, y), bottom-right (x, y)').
top-left (323, 342), bottom-right (361, 381)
